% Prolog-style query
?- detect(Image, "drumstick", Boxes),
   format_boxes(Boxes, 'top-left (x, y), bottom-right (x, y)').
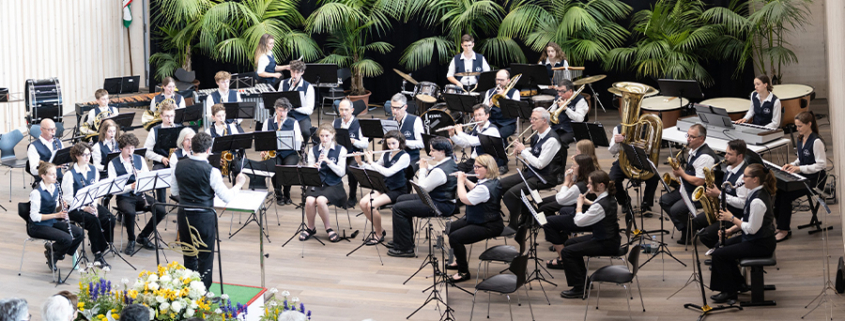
top-left (665, 97), bottom-right (677, 102)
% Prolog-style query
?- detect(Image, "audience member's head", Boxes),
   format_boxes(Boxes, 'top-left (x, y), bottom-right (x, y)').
top-left (42, 294), bottom-right (73, 321)
top-left (0, 298), bottom-right (28, 321)
top-left (119, 304), bottom-right (150, 321)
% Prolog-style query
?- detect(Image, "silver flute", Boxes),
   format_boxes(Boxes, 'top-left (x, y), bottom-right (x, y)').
top-left (434, 121), bottom-right (483, 132)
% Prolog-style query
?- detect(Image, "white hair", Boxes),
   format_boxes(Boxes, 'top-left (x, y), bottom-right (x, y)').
top-left (176, 127), bottom-right (196, 149)
top-left (0, 298), bottom-right (28, 321)
top-left (390, 93), bottom-right (407, 106)
top-left (532, 107), bottom-right (550, 124)
top-left (278, 310), bottom-right (307, 321)
top-left (42, 295), bottom-right (73, 321)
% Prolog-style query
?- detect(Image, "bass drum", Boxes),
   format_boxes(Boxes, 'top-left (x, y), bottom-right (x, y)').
top-left (421, 103), bottom-right (456, 136)
top-left (416, 81), bottom-right (441, 103)
top-left (531, 95), bottom-right (555, 109)
top-left (25, 78), bottom-right (63, 122)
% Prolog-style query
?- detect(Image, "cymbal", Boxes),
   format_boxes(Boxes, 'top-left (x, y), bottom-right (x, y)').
top-left (455, 71), bottom-right (481, 77)
top-left (573, 75), bottom-right (606, 86)
top-left (393, 69), bottom-right (419, 85)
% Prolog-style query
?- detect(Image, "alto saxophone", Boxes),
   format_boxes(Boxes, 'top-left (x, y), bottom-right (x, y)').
top-left (220, 125), bottom-right (232, 176)
top-left (692, 165), bottom-right (719, 225)
top-left (663, 147), bottom-right (686, 186)
top-left (262, 117), bottom-right (281, 161)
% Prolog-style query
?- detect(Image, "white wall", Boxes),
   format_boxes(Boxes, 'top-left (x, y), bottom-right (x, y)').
top-left (0, 0), bottom-right (147, 134)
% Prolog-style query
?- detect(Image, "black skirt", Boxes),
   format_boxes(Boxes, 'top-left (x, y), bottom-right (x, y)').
top-left (305, 184), bottom-right (347, 208)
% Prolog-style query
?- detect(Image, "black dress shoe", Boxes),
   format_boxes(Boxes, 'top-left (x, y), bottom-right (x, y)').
top-left (136, 236), bottom-right (157, 250)
top-left (94, 254), bottom-right (111, 269)
top-left (704, 259), bottom-right (712, 265)
top-left (387, 248), bottom-right (415, 257)
top-left (276, 196), bottom-right (287, 206)
top-left (710, 291), bottom-right (737, 303)
top-left (44, 250), bottom-right (57, 271)
top-left (384, 241), bottom-right (395, 249)
top-left (123, 241), bottom-right (136, 255)
top-left (560, 287), bottom-right (585, 299)
top-left (498, 165), bottom-right (509, 175)
top-left (739, 283), bottom-right (750, 293)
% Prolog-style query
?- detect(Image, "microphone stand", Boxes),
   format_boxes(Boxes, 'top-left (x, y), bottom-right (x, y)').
top-left (682, 230), bottom-right (742, 319)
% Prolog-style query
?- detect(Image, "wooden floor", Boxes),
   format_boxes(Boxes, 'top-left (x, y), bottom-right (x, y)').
top-left (1, 100), bottom-right (842, 321)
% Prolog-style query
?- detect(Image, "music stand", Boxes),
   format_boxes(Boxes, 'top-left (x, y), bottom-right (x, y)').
top-left (175, 104), bottom-right (203, 124)
top-left (156, 127), bottom-right (184, 154)
top-left (421, 134), bottom-right (436, 155)
top-left (50, 147), bottom-right (73, 167)
top-left (359, 118), bottom-right (398, 148)
top-left (478, 134), bottom-right (507, 165)
top-left (104, 112), bottom-right (135, 131)
top-left (105, 148), bottom-right (147, 165)
top-left (303, 64), bottom-right (338, 85)
top-left (476, 71), bottom-right (498, 93)
top-left (122, 76), bottom-right (140, 94)
top-left (334, 129), bottom-right (354, 152)
top-left (230, 73), bottom-right (255, 89)
top-left (657, 79), bottom-right (703, 109)
top-left (571, 122), bottom-right (609, 147)
top-left (279, 165), bottom-right (325, 256)
top-left (132, 168), bottom-right (173, 264)
top-left (223, 102), bottom-right (256, 121)
top-left (346, 166), bottom-right (389, 264)
top-left (261, 91), bottom-right (298, 111)
top-left (443, 93), bottom-right (477, 115)
top-left (76, 178), bottom-right (138, 270)
top-left (511, 64), bottom-right (553, 89)
top-left (103, 78), bottom-right (123, 95)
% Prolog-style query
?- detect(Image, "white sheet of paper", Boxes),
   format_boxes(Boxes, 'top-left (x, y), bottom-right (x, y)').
top-left (521, 190), bottom-right (547, 226)
top-left (214, 190), bottom-right (268, 213)
top-left (134, 169), bottom-right (173, 194)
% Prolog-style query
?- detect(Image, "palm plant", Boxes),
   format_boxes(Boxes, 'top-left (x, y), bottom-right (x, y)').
top-left (149, 0), bottom-right (214, 80)
top-left (746, 0), bottom-right (812, 83)
top-left (500, 0), bottom-right (631, 66)
top-left (306, 0), bottom-right (408, 96)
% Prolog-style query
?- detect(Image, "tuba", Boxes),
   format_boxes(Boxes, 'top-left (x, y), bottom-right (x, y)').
top-left (489, 74), bottom-right (522, 108)
top-left (691, 166), bottom-right (719, 225)
top-left (616, 82), bottom-right (663, 181)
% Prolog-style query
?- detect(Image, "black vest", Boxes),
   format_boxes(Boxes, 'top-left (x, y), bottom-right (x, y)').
top-left (175, 158), bottom-right (214, 208)
top-left (333, 118), bottom-right (363, 153)
top-left (30, 138), bottom-right (63, 182)
top-left (312, 144), bottom-right (344, 186)
top-left (465, 179), bottom-right (502, 225)
top-left (751, 92), bottom-right (778, 126)
top-left (33, 184), bottom-right (60, 226)
top-left (524, 130), bottom-right (562, 183)
top-left (590, 195), bottom-right (619, 241)
top-left (280, 79), bottom-right (311, 121)
top-left (469, 122), bottom-right (499, 157)
top-left (69, 164), bottom-right (97, 194)
top-left (382, 151), bottom-right (408, 191)
top-left (683, 144), bottom-right (717, 200)
top-left (552, 94), bottom-right (584, 133)
top-left (259, 54), bottom-right (277, 84)
top-left (488, 88), bottom-right (519, 127)
top-left (174, 149), bottom-right (188, 160)
top-left (266, 117), bottom-right (297, 158)
top-left (392, 114), bottom-right (421, 162)
top-left (110, 154), bottom-right (144, 199)
top-left (428, 159), bottom-right (458, 203)
top-left (210, 90), bottom-right (239, 124)
top-left (722, 162), bottom-right (748, 218)
top-left (453, 53), bottom-right (485, 82)
top-left (209, 123), bottom-right (239, 138)
top-left (97, 140), bottom-right (116, 167)
top-left (543, 60), bottom-right (564, 80)
top-left (154, 93), bottom-right (183, 107)
top-left (796, 133), bottom-right (825, 186)
top-left (742, 188), bottom-right (776, 242)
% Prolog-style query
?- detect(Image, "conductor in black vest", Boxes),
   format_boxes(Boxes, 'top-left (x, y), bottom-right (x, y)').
top-left (387, 137), bottom-right (458, 258)
top-left (172, 132), bottom-right (246, 290)
top-left (501, 108), bottom-right (562, 229)
top-left (700, 140), bottom-right (750, 249)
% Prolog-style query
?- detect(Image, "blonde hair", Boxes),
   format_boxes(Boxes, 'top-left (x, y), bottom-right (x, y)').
top-left (158, 100), bottom-right (176, 113)
top-left (575, 139), bottom-right (601, 170)
top-left (214, 71), bottom-right (231, 83)
top-left (255, 34), bottom-right (274, 65)
top-left (474, 154), bottom-right (499, 179)
top-left (98, 119), bottom-right (120, 142)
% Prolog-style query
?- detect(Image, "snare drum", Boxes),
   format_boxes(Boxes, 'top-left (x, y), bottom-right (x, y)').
top-left (531, 95), bottom-right (555, 110)
top-left (772, 84), bottom-right (814, 126)
top-left (416, 81), bottom-right (441, 103)
top-left (640, 96), bottom-right (687, 128)
top-left (421, 103), bottom-right (456, 136)
top-left (700, 97), bottom-right (750, 121)
top-left (443, 84), bottom-right (462, 95)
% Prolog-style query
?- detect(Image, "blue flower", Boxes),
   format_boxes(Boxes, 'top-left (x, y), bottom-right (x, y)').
top-left (299, 303), bottom-right (304, 313)
top-left (307, 310), bottom-right (312, 320)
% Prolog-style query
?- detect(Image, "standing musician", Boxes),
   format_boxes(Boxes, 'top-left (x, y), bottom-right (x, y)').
top-left (608, 124), bottom-right (658, 214)
top-left (446, 34), bottom-right (491, 90)
top-left (61, 143), bottom-right (115, 268)
top-left (204, 71), bottom-right (242, 125)
top-left (548, 79), bottom-right (589, 167)
top-left (172, 132), bottom-right (247, 290)
top-left (549, 171), bottom-right (620, 299)
top-left (299, 124), bottom-right (348, 243)
top-left (448, 103), bottom-right (500, 173)
top-left (775, 111), bottom-right (826, 242)
top-left (207, 104), bottom-right (243, 178)
top-left (144, 101), bottom-right (179, 204)
top-left (387, 137), bottom-right (458, 258)
top-left (501, 108), bottom-right (562, 229)
top-left (709, 164), bottom-right (777, 303)
top-left (28, 162), bottom-right (83, 271)
top-left (445, 155), bottom-right (503, 282)
top-left (388, 93), bottom-right (424, 165)
top-left (334, 98), bottom-right (369, 208)
top-left (278, 60), bottom-right (315, 139)
top-left (735, 75), bottom-right (781, 130)
top-left (701, 140), bottom-right (749, 249)
top-left (254, 33), bottom-right (291, 86)
top-left (169, 128), bottom-right (196, 173)
top-left (86, 89), bottom-right (120, 127)
top-left (534, 154), bottom-right (596, 218)
top-left (538, 42), bottom-right (568, 82)
top-left (109, 133), bottom-right (166, 255)
top-left (92, 119), bottom-right (120, 174)
top-left (659, 124), bottom-right (717, 245)
top-left (149, 77), bottom-right (186, 112)
top-left (355, 130), bottom-right (410, 246)
top-left (262, 98), bottom-right (303, 206)
top-left (28, 118), bottom-right (65, 182)
top-left (483, 70), bottom-right (520, 154)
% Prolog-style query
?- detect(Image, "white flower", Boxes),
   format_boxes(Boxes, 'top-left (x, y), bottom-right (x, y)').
top-left (147, 308), bottom-right (155, 321)
top-left (93, 261), bottom-right (102, 267)
top-left (147, 274), bottom-right (158, 282)
top-left (159, 302), bottom-right (170, 312)
top-left (190, 301), bottom-right (198, 309)
top-left (102, 266), bottom-right (110, 272)
top-left (148, 283), bottom-right (159, 291)
top-left (214, 308), bottom-right (223, 314)
top-left (291, 297), bottom-right (300, 303)
top-left (281, 290), bottom-right (290, 297)
top-left (121, 278), bottom-right (130, 285)
top-left (160, 275), bottom-right (172, 283)
top-left (156, 296), bottom-right (166, 303)
top-left (278, 310), bottom-right (307, 321)
top-left (207, 291), bottom-right (215, 298)
top-left (185, 309), bottom-right (195, 318)
top-left (269, 301), bottom-right (278, 307)
top-left (269, 288), bottom-right (279, 294)
top-left (170, 301), bottom-right (183, 312)
top-left (221, 294), bottom-right (229, 301)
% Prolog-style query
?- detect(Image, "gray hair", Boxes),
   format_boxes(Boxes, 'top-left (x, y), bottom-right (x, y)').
top-left (390, 93), bottom-right (407, 107)
top-left (0, 298), bottom-right (28, 321)
top-left (42, 295), bottom-right (72, 321)
top-left (338, 98), bottom-right (353, 110)
top-left (176, 127), bottom-right (196, 150)
top-left (532, 107), bottom-right (550, 124)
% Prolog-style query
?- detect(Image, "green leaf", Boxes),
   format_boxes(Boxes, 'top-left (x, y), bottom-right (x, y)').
top-left (399, 36), bottom-right (456, 71)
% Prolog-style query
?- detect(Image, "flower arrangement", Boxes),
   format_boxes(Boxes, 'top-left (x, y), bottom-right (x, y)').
top-left (260, 288), bottom-right (311, 321)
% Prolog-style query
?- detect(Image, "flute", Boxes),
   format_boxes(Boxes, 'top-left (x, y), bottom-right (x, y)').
top-left (449, 173), bottom-right (478, 177)
top-left (346, 149), bottom-right (401, 157)
top-left (434, 121), bottom-right (483, 132)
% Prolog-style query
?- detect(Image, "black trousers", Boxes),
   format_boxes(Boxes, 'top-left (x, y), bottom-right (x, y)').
top-left (501, 174), bottom-right (554, 229)
top-left (392, 195), bottom-right (456, 251)
top-left (457, 158), bottom-right (475, 173)
top-left (542, 214), bottom-right (594, 245)
top-left (561, 235), bottom-right (621, 289)
top-left (709, 235), bottom-right (776, 293)
top-left (346, 160), bottom-right (359, 200)
top-left (297, 117), bottom-right (312, 141)
top-left (117, 194), bottom-right (166, 241)
top-left (696, 211), bottom-right (740, 248)
top-left (69, 205), bottom-right (115, 254)
top-left (448, 218), bottom-right (504, 273)
top-left (28, 221), bottom-right (84, 258)
top-left (270, 153), bottom-right (301, 199)
top-left (659, 189), bottom-right (697, 232)
top-left (178, 208), bottom-right (217, 290)
top-left (497, 123), bottom-right (515, 167)
top-left (774, 189), bottom-right (809, 231)
top-left (536, 195), bottom-right (564, 217)
top-left (556, 130), bottom-right (575, 174)
top-left (151, 162), bottom-right (169, 204)
top-left (609, 161), bottom-right (659, 208)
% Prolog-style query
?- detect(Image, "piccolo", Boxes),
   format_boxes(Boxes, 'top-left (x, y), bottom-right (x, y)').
top-left (346, 149), bottom-right (401, 157)
top-left (434, 121), bottom-right (483, 132)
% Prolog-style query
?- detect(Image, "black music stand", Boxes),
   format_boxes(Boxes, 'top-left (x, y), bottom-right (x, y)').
top-left (478, 134), bottom-right (507, 165)
top-left (103, 78), bottom-right (123, 95)
top-left (175, 104), bottom-right (203, 124)
top-left (476, 71), bottom-right (498, 93)
top-left (261, 91), bottom-right (301, 111)
top-left (571, 122), bottom-right (609, 147)
top-left (345, 166), bottom-right (388, 264)
top-left (334, 129), bottom-right (353, 152)
top-left (103, 76), bottom-right (140, 95)
top-left (230, 73), bottom-right (255, 89)
top-left (105, 112), bottom-right (135, 131)
top-left (658, 79), bottom-right (703, 109)
top-left (156, 127), bottom-right (184, 152)
top-left (279, 165), bottom-right (325, 255)
top-left (105, 148), bottom-right (147, 165)
top-left (443, 93), bottom-right (477, 115)
top-left (359, 118), bottom-right (398, 149)
top-left (223, 102), bottom-right (256, 121)
top-left (511, 64), bottom-right (553, 89)
top-left (50, 147), bottom-right (72, 167)
top-left (683, 230), bottom-right (743, 318)
top-left (131, 168), bottom-right (173, 264)
top-left (303, 64), bottom-right (338, 85)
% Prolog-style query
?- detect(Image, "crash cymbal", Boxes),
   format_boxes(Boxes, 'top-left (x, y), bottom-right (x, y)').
top-left (455, 71), bottom-right (481, 77)
top-left (393, 69), bottom-right (419, 85)
top-left (573, 74), bottom-right (606, 86)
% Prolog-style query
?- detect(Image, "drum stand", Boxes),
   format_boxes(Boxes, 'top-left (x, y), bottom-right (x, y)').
top-left (585, 81), bottom-right (606, 121)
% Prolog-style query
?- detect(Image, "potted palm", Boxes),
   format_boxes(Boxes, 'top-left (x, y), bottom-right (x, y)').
top-left (744, 0), bottom-right (813, 84)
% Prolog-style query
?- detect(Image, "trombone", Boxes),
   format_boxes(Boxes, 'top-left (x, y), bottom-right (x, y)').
top-left (504, 126), bottom-right (538, 150)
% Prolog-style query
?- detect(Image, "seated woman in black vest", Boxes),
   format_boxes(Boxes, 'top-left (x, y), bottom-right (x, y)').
top-left (28, 162), bottom-right (83, 271)
top-left (356, 130), bottom-right (410, 245)
top-left (92, 119), bottom-right (120, 175)
top-left (775, 111), bottom-right (827, 242)
top-left (207, 104), bottom-right (244, 180)
top-left (446, 154), bottom-right (504, 282)
top-left (261, 98), bottom-right (303, 205)
top-left (735, 75), bottom-right (782, 130)
top-left (169, 128), bottom-right (196, 172)
top-left (709, 164), bottom-right (778, 303)
top-left (61, 143), bottom-right (115, 267)
top-left (557, 170), bottom-right (621, 299)
top-left (388, 137), bottom-right (458, 258)
top-left (149, 77), bottom-right (186, 112)
top-left (300, 124), bottom-right (348, 243)
top-left (535, 154), bottom-right (596, 218)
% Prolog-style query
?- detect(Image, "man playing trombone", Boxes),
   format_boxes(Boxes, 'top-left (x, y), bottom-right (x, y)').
top-left (548, 79), bottom-right (589, 174)
top-left (448, 104), bottom-right (500, 174)
top-left (483, 69), bottom-right (520, 174)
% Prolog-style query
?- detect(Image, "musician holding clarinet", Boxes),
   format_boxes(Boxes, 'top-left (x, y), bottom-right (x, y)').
top-left (355, 130), bottom-right (410, 246)
top-left (28, 161), bottom-right (83, 271)
top-left (701, 140), bottom-right (749, 249)
top-left (300, 124), bottom-right (348, 243)
top-left (709, 164), bottom-right (777, 303)
top-left (334, 98), bottom-right (369, 208)
top-left (448, 104), bottom-right (500, 173)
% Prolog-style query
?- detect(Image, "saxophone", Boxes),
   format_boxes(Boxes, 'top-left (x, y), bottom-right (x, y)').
top-left (616, 82), bottom-right (663, 181)
top-left (262, 117), bottom-right (280, 161)
top-left (691, 166), bottom-right (719, 225)
top-left (662, 147), bottom-right (686, 186)
top-left (220, 125), bottom-right (232, 176)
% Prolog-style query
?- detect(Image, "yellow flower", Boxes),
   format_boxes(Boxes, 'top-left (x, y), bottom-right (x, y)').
top-left (79, 308), bottom-right (85, 312)
top-left (111, 309), bottom-right (116, 313)
top-left (97, 314), bottom-right (105, 319)
top-left (78, 303), bottom-right (85, 309)
top-left (112, 314), bottom-right (120, 319)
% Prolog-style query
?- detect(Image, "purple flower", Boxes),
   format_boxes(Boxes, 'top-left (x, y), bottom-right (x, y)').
top-left (307, 311), bottom-right (312, 320)
top-left (107, 280), bottom-right (112, 292)
top-left (299, 303), bottom-right (304, 313)
top-left (88, 282), bottom-right (94, 297)
top-left (283, 300), bottom-right (288, 310)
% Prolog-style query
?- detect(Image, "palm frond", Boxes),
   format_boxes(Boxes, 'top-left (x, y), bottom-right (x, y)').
top-left (479, 37), bottom-right (527, 66)
top-left (399, 36), bottom-right (456, 71)
top-left (350, 59), bottom-right (385, 78)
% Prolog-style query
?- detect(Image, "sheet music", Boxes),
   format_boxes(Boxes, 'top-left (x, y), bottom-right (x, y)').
top-left (275, 130), bottom-right (299, 150)
top-left (214, 190), bottom-right (268, 213)
top-left (69, 185), bottom-right (94, 212)
top-left (134, 169), bottom-right (173, 194)
top-left (521, 190), bottom-right (547, 226)
top-left (107, 174), bottom-right (132, 196)
top-left (241, 168), bottom-right (275, 177)
top-left (380, 119), bottom-right (399, 134)
top-left (678, 184), bottom-right (698, 216)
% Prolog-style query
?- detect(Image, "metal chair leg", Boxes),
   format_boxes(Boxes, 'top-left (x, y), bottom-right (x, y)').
top-left (507, 294), bottom-right (514, 321)
top-left (584, 280), bottom-right (592, 321)
top-left (469, 289), bottom-right (479, 321)
top-left (636, 276), bottom-right (645, 311)
top-left (524, 285), bottom-right (535, 321)
top-left (624, 285), bottom-right (633, 320)
top-left (596, 283), bottom-right (601, 308)
top-left (18, 238), bottom-right (29, 275)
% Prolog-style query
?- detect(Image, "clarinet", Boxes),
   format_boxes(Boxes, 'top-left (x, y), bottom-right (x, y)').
top-left (56, 182), bottom-right (72, 240)
top-left (130, 156), bottom-right (150, 208)
top-left (716, 181), bottom-right (744, 248)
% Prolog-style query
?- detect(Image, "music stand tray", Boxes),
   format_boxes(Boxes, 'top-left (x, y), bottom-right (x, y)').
top-left (410, 181), bottom-right (441, 217)
top-left (105, 148), bottom-right (147, 165)
top-left (105, 112), bottom-right (135, 131)
top-left (476, 71), bottom-right (498, 93)
top-left (335, 128), bottom-right (354, 152)
top-left (261, 91), bottom-right (301, 111)
top-left (571, 122), bottom-right (609, 147)
top-left (276, 165), bottom-right (322, 188)
top-left (497, 98), bottom-right (525, 121)
top-left (359, 119), bottom-right (398, 139)
top-left (303, 64), bottom-right (338, 85)
top-left (443, 93), bottom-right (477, 114)
top-left (511, 64), bottom-right (553, 88)
top-left (223, 102), bottom-right (256, 120)
top-left (175, 104), bottom-right (203, 124)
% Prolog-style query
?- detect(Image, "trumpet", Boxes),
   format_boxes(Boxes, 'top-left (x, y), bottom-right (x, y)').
top-left (262, 150), bottom-right (276, 161)
top-left (346, 149), bottom-right (401, 157)
top-left (435, 121), bottom-right (482, 133)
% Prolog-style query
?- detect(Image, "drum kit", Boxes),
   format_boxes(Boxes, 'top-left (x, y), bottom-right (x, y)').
top-left (394, 69), bottom-right (484, 135)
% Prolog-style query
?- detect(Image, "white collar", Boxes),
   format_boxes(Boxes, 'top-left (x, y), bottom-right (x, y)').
top-left (341, 116), bottom-right (355, 127)
top-left (537, 126), bottom-right (552, 139)
top-left (747, 185), bottom-right (764, 198)
top-left (689, 144), bottom-right (704, 157)
top-left (460, 52), bottom-right (477, 61)
top-left (429, 157), bottom-right (450, 168)
top-left (187, 155), bottom-right (208, 162)
top-left (594, 191), bottom-right (608, 202)
top-left (217, 89), bottom-right (230, 96)
top-left (38, 135), bottom-right (55, 146)
top-left (757, 91), bottom-right (774, 102)
top-left (39, 181), bottom-right (54, 192)
top-left (72, 163), bottom-right (90, 174)
top-left (727, 160), bottom-right (746, 174)
top-left (317, 142), bottom-right (337, 151)
top-left (476, 178), bottom-right (488, 185)
top-left (120, 154), bottom-right (135, 165)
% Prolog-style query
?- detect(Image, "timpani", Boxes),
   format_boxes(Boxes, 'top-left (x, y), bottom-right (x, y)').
top-left (640, 96), bottom-right (688, 128)
top-left (700, 97), bottom-right (750, 121)
top-left (772, 84), bottom-right (814, 126)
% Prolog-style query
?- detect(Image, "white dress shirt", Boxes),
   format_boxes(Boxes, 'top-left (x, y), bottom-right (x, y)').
top-left (742, 92), bottom-right (782, 130)
top-left (555, 177), bottom-right (583, 206)
top-left (168, 148), bottom-right (191, 173)
top-left (574, 191), bottom-right (609, 227)
top-left (306, 142), bottom-right (348, 177)
top-left (465, 178), bottom-right (492, 206)
top-left (740, 186), bottom-right (768, 235)
top-left (687, 145), bottom-right (716, 179)
top-left (417, 158), bottom-right (450, 193)
top-left (790, 138), bottom-right (827, 174)
top-left (446, 52), bottom-right (491, 86)
top-left (204, 89), bottom-right (243, 124)
top-left (171, 155), bottom-right (241, 207)
top-left (338, 117), bottom-right (370, 150)
top-left (608, 125), bottom-right (622, 156)
top-left (519, 127), bottom-right (561, 170)
top-left (61, 163), bottom-right (100, 204)
top-left (719, 161), bottom-right (748, 209)
top-left (92, 138), bottom-right (117, 172)
top-left (29, 181), bottom-right (58, 222)
top-left (483, 89), bottom-right (520, 106)
top-left (278, 78), bottom-right (316, 116)
top-left (144, 123), bottom-right (179, 163)
top-left (256, 55), bottom-right (272, 75)
top-left (108, 154), bottom-right (150, 194)
top-left (149, 94), bottom-right (186, 112)
top-left (86, 105), bottom-right (120, 125)
top-left (397, 114), bottom-right (425, 150)
top-left (549, 95), bottom-right (589, 123)
top-left (450, 121), bottom-right (500, 159)
top-left (361, 152), bottom-right (410, 178)
top-left (207, 122), bottom-right (242, 137)
top-left (261, 115), bottom-right (303, 148)
top-left (27, 136), bottom-right (63, 176)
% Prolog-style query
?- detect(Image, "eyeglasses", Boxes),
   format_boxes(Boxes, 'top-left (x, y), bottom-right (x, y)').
top-left (80, 153), bottom-right (91, 157)
top-left (472, 165), bottom-right (486, 169)
top-left (685, 133), bottom-right (701, 139)
top-left (529, 117), bottom-right (541, 122)
top-left (391, 106), bottom-right (405, 110)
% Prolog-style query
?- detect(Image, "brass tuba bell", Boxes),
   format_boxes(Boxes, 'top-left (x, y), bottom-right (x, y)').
top-left (615, 82), bottom-right (663, 181)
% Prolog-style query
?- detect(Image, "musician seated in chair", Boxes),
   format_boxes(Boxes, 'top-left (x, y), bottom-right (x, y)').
top-left (700, 140), bottom-right (750, 250)
top-left (61, 143), bottom-right (115, 268)
top-left (92, 119), bottom-right (120, 174)
top-left (144, 101), bottom-right (180, 204)
top-left (608, 124), bottom-right (659, 215)
top-left (28, 162), bottom-right (83, 272)
top-left (483, 69), bottom-right (519, 173)
top-left (207, 104), bottom-right (243, 179)
top-left (659, 124), bottom-right (716, 245)
top-left (149, 77), bottom-right (186, 112)
top-left (448, 103), bottom-right (500, 174)
top-left (387, 137), bottom-right (458, 258)
top-left (387, 93), bottom-right (424, 166)
top-left (501, 108), bottom-right (563, 229)
top-left (547, 170), bottom-right (620, 299)
top-left (356, 131), bottom-right (410, 246)
top-left (299, 124), bottom-right (348, 243)
top-left (27, 118), bottom-right (65, 183)
top-left (532, 154), bottom-right (596, 218)
top-left (548, 79), bottom-right (589, 175)
top-left (709, 164), bottom-right (777, 303)
top-left (109, 133), bottom-right (166, 255)
top-left (169, 128), bottom-right (196, 174)
top-left (334, 98), bottom-right (370, 208)
top-left (735, 75), bottom-right (781, 130)
top-left (86, 89), bottom-right (120, 128)
top-left (260, 98), bottom-right (303, 206)
top-left (204, 71), bottom-right (243, 125)
top-left (278, 60), bottom-right (315, 140)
